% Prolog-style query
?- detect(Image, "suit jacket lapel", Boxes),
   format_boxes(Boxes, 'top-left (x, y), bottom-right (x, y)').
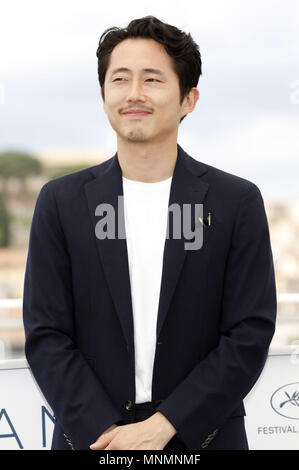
top-left (84, 155), bottom-right (135, 360)
top-left (84, 143), bottom-right (209, 360)
top-left (156, 145), bottom-right (209, 340)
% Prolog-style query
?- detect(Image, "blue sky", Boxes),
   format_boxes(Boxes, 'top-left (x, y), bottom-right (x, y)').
top-left (1, 0), bottom-right (298, 201)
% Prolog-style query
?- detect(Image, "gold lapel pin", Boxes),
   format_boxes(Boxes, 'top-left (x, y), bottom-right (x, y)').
top-left (198, 212), bottom-right (211, 227)
top-left (207, 212), bottom-right (211, 226)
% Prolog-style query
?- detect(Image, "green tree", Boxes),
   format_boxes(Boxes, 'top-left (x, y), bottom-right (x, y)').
top-left (0, 151), bottom-right (43, 194)
top-left (0, 191), bottom-right (10, 246)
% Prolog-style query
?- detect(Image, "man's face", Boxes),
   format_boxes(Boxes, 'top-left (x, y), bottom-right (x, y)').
top-left (101, 38), bottom-right (197, 143)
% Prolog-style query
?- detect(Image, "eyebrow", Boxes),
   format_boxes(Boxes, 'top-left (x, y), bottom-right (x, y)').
top-left (109, 67), bottom-right (165, 77)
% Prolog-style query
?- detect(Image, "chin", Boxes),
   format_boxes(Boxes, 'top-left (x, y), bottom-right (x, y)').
top-left (125, 130), bottom-right (148, 142)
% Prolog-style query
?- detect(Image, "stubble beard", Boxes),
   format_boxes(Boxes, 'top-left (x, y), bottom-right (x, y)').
top-left (125, 125), bottom-right (148, 142)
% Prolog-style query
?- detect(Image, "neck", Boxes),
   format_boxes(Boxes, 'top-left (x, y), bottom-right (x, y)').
top-left (116, 138), bottom-right (178, 183)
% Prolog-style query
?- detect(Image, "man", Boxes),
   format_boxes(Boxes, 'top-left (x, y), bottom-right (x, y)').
top-left (23, 16), bottom-right (277, 450)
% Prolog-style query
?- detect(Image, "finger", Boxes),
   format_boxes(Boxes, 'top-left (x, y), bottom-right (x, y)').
top-left (90, 442), bottom-right (106, 450)
top-left (90, 426), bottom-right (120, 449)
top-left (90, 437), bottom-right (110, 450)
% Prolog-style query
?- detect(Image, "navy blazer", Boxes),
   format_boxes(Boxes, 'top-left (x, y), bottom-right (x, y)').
top-left (22, 143), bottom-right (277, 450)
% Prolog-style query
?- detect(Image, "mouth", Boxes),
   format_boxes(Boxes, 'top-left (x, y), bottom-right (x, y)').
top-left (122, 111), bottom-right (152, 118)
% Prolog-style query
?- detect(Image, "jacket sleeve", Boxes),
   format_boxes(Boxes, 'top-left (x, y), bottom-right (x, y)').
top-left (22, 182), bottom-right (124, 450)
top-left (155, 184), bottom-right (277, 449)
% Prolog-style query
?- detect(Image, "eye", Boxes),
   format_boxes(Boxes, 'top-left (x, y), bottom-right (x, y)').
top-left (112, 78), bottom-right (160, 82)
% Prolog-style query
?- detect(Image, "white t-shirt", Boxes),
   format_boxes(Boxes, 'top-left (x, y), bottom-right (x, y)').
top-left (122, 174), bottom-right (172, 404)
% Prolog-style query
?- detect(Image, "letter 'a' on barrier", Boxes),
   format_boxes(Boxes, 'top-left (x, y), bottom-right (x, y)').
top-left (0, 408), bottom-right (23, 449)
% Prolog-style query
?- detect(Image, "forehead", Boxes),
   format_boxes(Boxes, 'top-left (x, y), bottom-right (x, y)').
top-left (106, 38), bottom-right (175, 75)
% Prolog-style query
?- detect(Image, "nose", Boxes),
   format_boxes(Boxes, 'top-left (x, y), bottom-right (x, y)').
top-left (126, 79), bottom-right (146, 103)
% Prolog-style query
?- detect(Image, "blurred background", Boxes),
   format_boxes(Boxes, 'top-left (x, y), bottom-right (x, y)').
top-left (0, 0), bottom-right (298, 359)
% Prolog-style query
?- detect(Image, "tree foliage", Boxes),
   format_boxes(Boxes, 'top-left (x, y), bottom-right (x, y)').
top-left (0, 151), bottom-right (42, 179)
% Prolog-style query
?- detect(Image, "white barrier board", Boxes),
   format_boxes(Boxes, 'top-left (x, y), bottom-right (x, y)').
top-left (0, 347), bottom-right (298, 450)
top-left (0, 360), bottom-right (54, 450)
top-left (244, 347), bottom-right (299, 449)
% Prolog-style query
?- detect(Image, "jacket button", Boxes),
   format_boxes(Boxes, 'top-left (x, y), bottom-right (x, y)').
top-left (125, 400), bottom-right (133, 411)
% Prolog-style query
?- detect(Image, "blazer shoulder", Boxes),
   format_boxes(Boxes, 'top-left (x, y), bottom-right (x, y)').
top-left (40, 156), bottom-right (113, 196)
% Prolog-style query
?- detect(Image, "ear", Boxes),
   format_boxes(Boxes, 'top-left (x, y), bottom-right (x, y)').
top-left (182, 87), bottom-right (200, 117)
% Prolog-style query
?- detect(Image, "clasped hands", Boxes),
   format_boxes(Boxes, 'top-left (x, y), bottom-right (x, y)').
top-left (89, 411), bottom-right (177, 450)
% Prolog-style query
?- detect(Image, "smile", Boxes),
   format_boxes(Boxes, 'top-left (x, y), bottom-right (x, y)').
top-left (122, 112), bottom-right (151, 118)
